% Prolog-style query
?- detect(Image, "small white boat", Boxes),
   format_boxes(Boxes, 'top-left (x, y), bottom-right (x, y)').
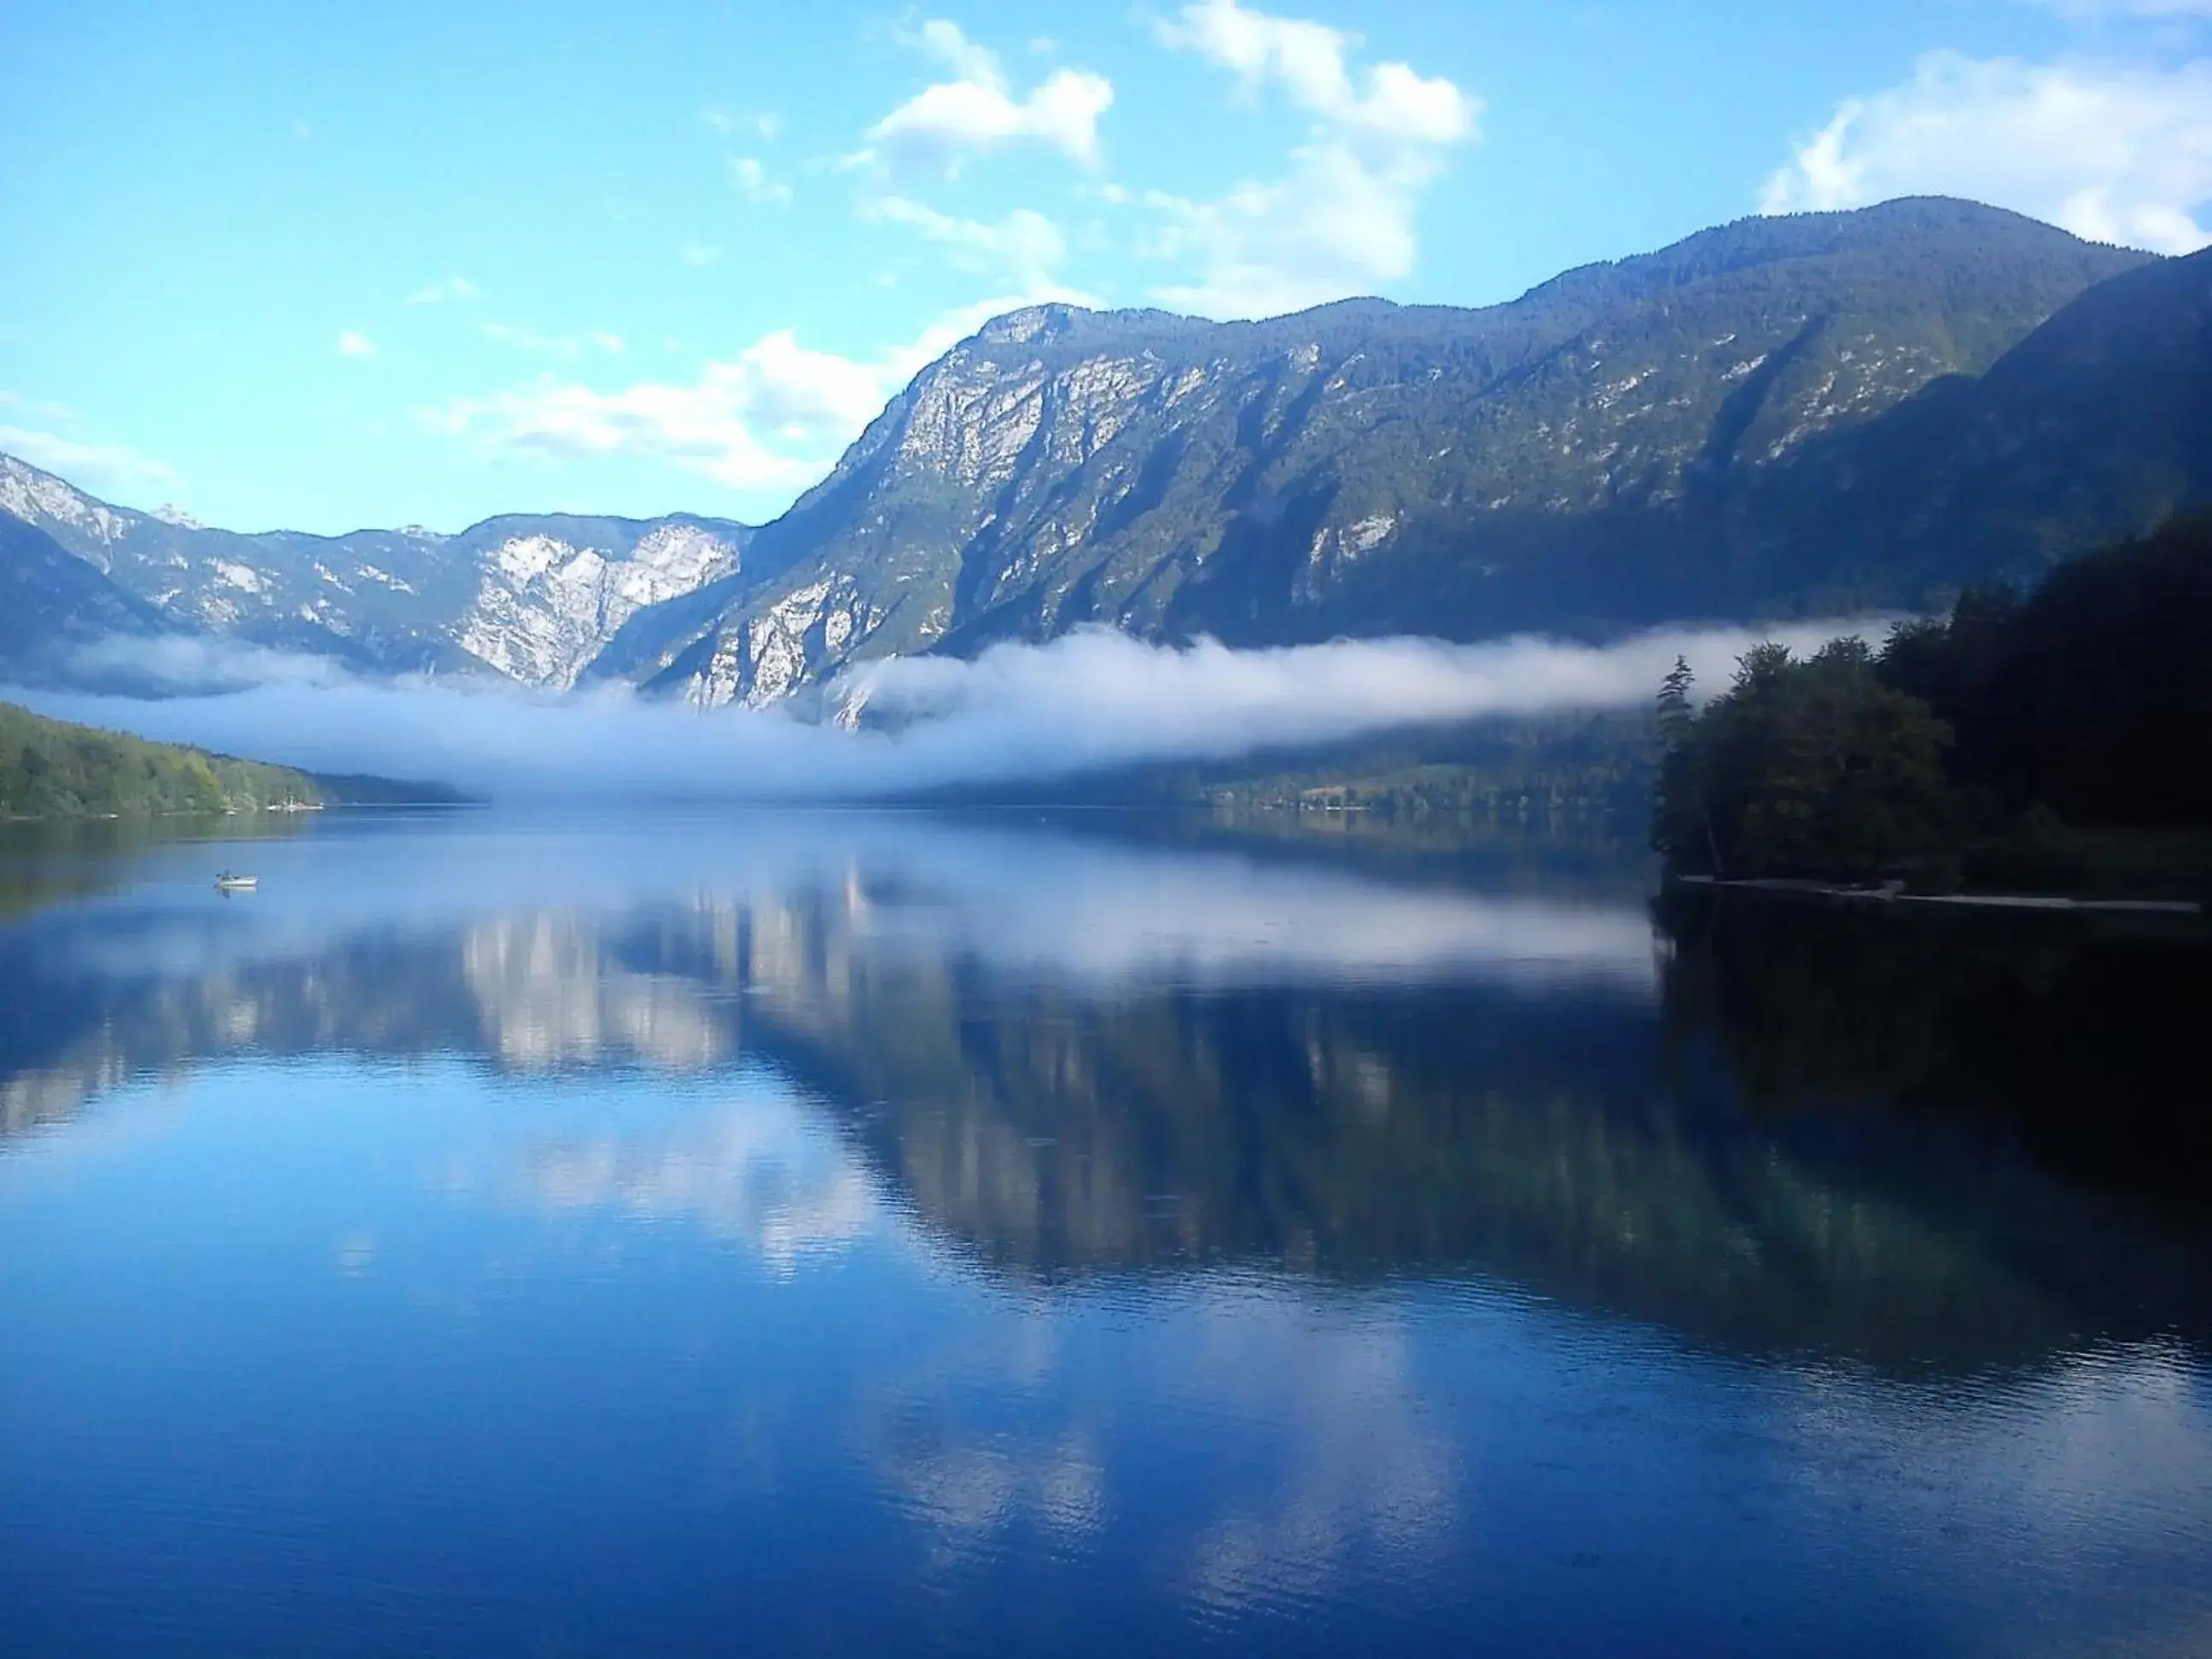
top-left (214, 872), bottom-right (259, 893)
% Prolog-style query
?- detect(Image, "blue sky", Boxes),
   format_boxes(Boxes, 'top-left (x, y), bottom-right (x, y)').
top-left (3, 0), bottom-right (2208, 535)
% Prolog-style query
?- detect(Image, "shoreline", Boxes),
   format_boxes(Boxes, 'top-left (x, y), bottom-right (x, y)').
top-left (0, 803), bottom-right (327, 824)
top-left (1670, 874), bottom-right (2203, 916)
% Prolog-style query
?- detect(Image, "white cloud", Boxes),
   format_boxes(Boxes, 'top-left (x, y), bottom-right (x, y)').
top-left (1145, 0), bottom-right (1481, 318)
top-left (2027, 0), bottom-right (2212, 15)
top-left (430, 288), bottom-right (1091, 504)
top-left (704, 107), bottom-right (785, 141)
top-left (913, 16), bottom-right (999, 83)
top-left (0, 392), bottom-right (78, 422)
top-left (0, 424), bottom-right (178, 492)
top-left (31, 619), bottom-right (1883, 806)
top-left (860, 196), bottom-right (1072, 291)
top-left (679, 243), bottom-right (724, 268)
top-left (64, 633), bottom-right (355, 691)
top-left (406, 276), bottom-right (481, 306)
top-left (482, 323), bottom-right (627, 360)
top-left (727, 154), bottom-right (795, 206)
top-left (834, 623), bottom-right (1877, 789)
top-left (1761, 51), bottom-right (2212, 253)
top-left (483, 323), bottom-right (561, 357)
top-left (861, 18), bottom-right (1113, 175)
top-left (1155, 1), bottom-right (1478, 149)
top-left (336, 329), bottom-right (375, 359)
top-left (1157, 0), bottom-right (1356, 110)
top-left (429, 329), bottom-right (900, 494)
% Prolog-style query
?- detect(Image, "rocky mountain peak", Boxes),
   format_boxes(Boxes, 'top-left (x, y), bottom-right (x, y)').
top-left (975, 304), bottom-right (1082, 348)
top-left (0, 454), bottom-right (136, 560)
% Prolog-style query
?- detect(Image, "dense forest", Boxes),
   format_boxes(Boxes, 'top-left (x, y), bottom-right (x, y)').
top-left (1652, 514), bottom-right (2212, 893)
top-left (0, 701), bottom-right (323, 819)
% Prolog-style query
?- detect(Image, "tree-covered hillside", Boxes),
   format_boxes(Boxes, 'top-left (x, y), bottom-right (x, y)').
top-left (0, 701), bottom-right (323, 818)
top-left (589, 199), bottom-right (2157, 708)
top-left (1652, 514), bottom-right (2212, 890)
top-left (1726, 244), bottom-right (2212, 609)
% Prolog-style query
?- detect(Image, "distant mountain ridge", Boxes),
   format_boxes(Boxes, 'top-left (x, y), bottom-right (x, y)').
top-left (0, 455), bottom-right (754, 688)
top-left (8, 195), bottom-right (2208, 709)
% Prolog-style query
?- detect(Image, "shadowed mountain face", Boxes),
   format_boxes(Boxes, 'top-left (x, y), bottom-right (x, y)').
top-left (586, 199), bottom-right (2163, 708)
top-left (0, 452), bottom-right (754, 688)
top-left (0, 514), bottom-right (166, 673)
top-left (1726, 245), bottom-right (2212, 600)
top-left (3, 811), bottom-right (2205, 1374)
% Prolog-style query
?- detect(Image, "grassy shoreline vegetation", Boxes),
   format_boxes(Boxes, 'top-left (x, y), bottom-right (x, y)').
top-left (0, 700), bottom-right (323, 820)
top-left (1651, 515), bottom-right (2212, 903)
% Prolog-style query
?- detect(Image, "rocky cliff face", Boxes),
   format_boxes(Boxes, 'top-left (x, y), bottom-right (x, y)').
top-left (0, 455), bottom-right (750, 687)
top-left (453, 520), bottom-right (742, 688)
top-left (586, 198), bottom-right (2152, 708)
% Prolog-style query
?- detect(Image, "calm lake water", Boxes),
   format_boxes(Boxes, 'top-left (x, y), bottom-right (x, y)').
top-left (2, 808), bottom-right (2209, 1658)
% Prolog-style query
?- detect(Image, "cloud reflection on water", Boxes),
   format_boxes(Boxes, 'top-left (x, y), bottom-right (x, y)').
top-left (12, 812), bottom-right (1657, 999)
top-left (515, 1082), bottom-right (879, 1277)
top-left (1, 813), bottom-right (2209, 1654)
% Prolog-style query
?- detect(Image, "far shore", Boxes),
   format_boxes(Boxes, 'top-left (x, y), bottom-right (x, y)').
top-left (1670, 874), bottom-right (2204, 916)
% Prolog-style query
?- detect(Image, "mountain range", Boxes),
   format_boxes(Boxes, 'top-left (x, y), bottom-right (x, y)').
top-left (0, 457), bottom-right (751, 688)
top-left (3, 196), bottom-right (2206, 707)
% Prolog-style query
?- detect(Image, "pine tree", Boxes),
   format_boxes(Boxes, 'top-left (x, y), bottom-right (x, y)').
top-left (1656, 656), bottom-right (1696, 750)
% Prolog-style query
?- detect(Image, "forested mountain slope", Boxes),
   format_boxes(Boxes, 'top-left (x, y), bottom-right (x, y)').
top-left (586, 198), bottom-right (2156, 707)
top-left (1730, 244), bottom-right (2212, 600)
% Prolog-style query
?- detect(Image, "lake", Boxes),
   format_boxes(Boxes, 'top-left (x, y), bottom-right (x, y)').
top-left (2, 808), bottom-right (2208, 1657)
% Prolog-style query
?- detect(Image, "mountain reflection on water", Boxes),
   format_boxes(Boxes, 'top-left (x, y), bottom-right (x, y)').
top-left (5, 811), bottom-right (2212, 1659)
top-left (2, 809), bottom-right (2205, 1378)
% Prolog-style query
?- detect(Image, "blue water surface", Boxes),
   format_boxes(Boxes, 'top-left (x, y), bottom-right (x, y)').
top-left (1, 809), bottom-right (2207, 1657)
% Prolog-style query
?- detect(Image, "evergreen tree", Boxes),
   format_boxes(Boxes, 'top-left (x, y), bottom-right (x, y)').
top-left (1653, 643), bottom-right (1958, 879)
